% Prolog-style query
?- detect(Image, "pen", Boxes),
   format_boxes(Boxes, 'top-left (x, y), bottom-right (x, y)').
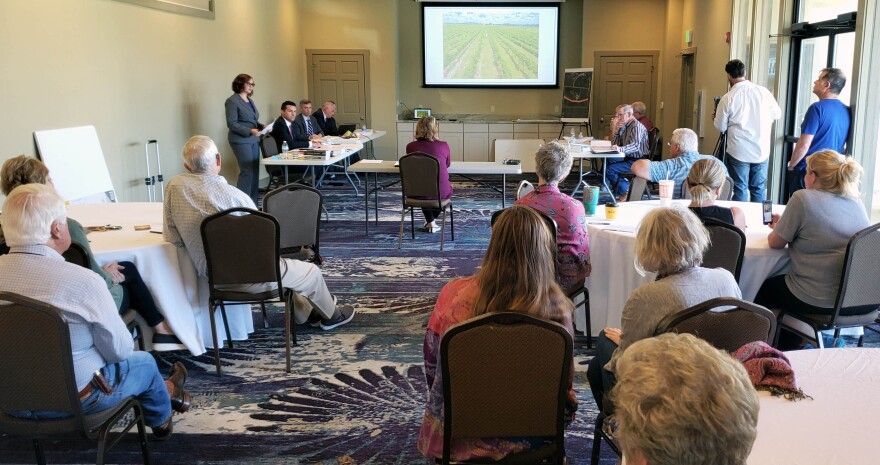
top-left (150, 231), bottom-right (163, 234)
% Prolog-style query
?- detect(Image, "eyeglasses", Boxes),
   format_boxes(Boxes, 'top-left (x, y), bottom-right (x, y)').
top-left (246, 82), bottom-right (255, 87)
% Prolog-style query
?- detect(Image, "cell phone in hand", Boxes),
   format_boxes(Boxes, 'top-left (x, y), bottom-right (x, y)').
top-left (762, 200), bottom-right (773, 225)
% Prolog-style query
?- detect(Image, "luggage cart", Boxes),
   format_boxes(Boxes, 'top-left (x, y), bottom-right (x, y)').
top-left (143, 140), bottom-right (165, 202)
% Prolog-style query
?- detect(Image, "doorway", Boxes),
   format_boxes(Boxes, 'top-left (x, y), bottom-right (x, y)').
top-left (678, 50), bottom-right (697, 131)
top-left (306, 50), bottom-right (371, 127)
top-left (592, 51), bottom-right (659, 137)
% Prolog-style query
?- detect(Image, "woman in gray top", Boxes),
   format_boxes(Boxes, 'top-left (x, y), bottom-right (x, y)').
top-left (756, 150), bottom-right (870, 316)
top-left (587, 207), bottom-right (741, 410)
top-left (225, 73), bottom-right (264, 203)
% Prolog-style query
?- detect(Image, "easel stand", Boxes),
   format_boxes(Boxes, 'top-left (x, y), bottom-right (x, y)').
top-left (558, 118), bottom-right (592, 139)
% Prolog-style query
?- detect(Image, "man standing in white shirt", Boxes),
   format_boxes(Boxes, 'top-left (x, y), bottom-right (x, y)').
top-left (713, 59), bottom-right (782, 202)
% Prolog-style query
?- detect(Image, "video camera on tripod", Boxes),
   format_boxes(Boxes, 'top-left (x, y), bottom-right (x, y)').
top-left (712, 96), bottom-right (727, 162)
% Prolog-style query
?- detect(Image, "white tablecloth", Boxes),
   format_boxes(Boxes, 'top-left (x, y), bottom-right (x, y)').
top-left (748, 348), bottom-right (880, 464)
top-left (67, 203), bottom-right (254, 355)
top-left (580, 199), bottom-right (790, 335)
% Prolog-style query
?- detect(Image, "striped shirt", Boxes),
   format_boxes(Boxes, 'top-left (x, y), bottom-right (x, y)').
top-left (613, 119), bottom-right (649, 160)
top-left (163, 172), bottom-right (255, 277)
top-left (0, 245), bottom-right (132, 391)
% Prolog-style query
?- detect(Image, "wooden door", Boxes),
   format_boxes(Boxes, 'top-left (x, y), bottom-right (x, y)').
top-left (678, 52), bottom-right (696, 131)
top-left (593, 53), bottom-right (658, 137)
top-left (307, 51), bottom-right (370, 127)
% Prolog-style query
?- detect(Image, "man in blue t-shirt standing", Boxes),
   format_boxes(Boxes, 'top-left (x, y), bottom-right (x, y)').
top-left (787, 68), bottom-right (850, 198)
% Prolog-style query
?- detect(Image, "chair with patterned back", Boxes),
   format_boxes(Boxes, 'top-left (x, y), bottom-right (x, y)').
top-left (0, 291), bottom-right (150, 465)
top-left (201, 207), bottom-right (296, 375)
top-left (440, 312), bottom-right (571, 464)
top-left (701, 217), bottom-right (746, 282)
top-left (655, 297), bottom-right (777, 351)
top-left (398, 152), bottom-right (454, 250)
top-left (773, 222), bottom-right (880, 348)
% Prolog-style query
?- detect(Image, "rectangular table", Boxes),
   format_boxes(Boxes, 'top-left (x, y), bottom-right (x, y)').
top-left (349, 160), bottom-right (522, 235)
top-left (580, 199), bottom-right (791, 335)
top-left (262, 143), bottom-right (364, 194)
top-left (569, 146), bottom-right (625, 198)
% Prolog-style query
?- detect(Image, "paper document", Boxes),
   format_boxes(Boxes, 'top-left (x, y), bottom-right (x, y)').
top-left (360, 159), bottom-right (383, 164)
top-left (259, 124), bottom-right (273, 136)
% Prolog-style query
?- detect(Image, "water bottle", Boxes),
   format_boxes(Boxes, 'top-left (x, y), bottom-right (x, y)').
top-left (361, 123), bottom-right (368, 134)
top-left (569, 127), bottom-right (575, 139)
top-left (281, 141), bottom-right (289, 155)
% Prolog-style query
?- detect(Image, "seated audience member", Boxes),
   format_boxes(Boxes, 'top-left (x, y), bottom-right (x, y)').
top-left (163, 135), bottom-right (354, 330)
top-left (607, 104), bottom-right (649, 199)
top-left (755, 150), bottom-right (870, 318)
top-left (631, 101), bottom-right (654, 132)
top-left (611, 333), bottom-right (759, 465)
top-left (0, 156), bottom-right (183, 350)
top-left (631, 128), bottom-right (719, 199)
top-left (516, 141), bottom-right (590, 293)
top-left (0, 184), bottom-right (190, 440)
top-left (418, 205), bottom-right (577, 462)
top-left (587, 207), bottom-right (741, 410)
top-left (405, 116), bottom-right (452, 233)
top-left (687, 157), bottom-right (746, 230)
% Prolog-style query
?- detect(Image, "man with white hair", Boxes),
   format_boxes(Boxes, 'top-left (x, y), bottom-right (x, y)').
top-left (606, 104), bottom-right (650, 198)
top-left (0, 184), bottom-right (189, 440)
top-left (631, 128), bottom-right (723, 199)
top-left (163, 135), bottom-right (355, 330)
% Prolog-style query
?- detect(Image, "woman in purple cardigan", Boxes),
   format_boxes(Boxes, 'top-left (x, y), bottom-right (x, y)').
top-left (405, 116), bottom-right (452, 232)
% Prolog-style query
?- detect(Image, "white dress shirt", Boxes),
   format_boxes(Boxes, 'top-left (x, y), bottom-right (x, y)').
top-left (714, 80), bottom-right (782, 163)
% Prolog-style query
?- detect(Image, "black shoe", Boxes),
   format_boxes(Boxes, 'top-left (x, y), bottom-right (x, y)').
top-left (152, 333), bottom-right (186, 351)
top-left (320, 305), bottom-right (355, 331)
top-left (152, 418), bottom-right (173, 441)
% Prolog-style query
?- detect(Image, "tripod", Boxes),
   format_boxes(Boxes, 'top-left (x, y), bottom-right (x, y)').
top-left (713, 131), bottom-right (727, 164)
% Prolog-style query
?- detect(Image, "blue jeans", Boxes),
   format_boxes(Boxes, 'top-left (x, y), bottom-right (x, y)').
top-left (10, 352), bottom-right (170, 428)
top-left (605, 159), bottom-right (636, 196)
top-left (725, 154), bottom-right (767, 202)
top-left (81, 352), bottom-right (171, 428)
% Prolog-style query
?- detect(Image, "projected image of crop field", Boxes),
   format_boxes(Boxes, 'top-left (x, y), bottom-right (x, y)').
top-left (443, 18), bottom-right (539, 80)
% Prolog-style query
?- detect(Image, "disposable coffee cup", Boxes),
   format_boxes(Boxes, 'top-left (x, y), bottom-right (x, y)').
top-left (583, 186), bottom-right (600, 216)
top-left (605, 202), bottom-right (618, 220)
top-left (658, 179), bottom-right (675, 202)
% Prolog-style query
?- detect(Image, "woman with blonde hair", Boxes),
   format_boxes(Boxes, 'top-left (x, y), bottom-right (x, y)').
top-left (756, 150), bottom-right (870, 318)
top-left (516, 141), bottom-right (590, 294)
top-left (587, 207), bottom-right (740, 410)
top-left (406, 116), bottom-right (452, 232)
top-left (0, 155), bottom-right (184, 350)
top-left (612, 333), bottom-right (759, 465)
top-left (418, 205), bottom-right (576, 461)
top-left (687, 157), bottom-right (746, 229)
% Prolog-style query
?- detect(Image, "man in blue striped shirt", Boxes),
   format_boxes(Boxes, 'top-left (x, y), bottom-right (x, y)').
top-left (607, 104), bottom-right (650, 198)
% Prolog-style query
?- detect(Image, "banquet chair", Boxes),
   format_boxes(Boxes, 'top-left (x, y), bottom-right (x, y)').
top-left (491, 208), bottom-right (591, 348)
top-left (655, 297), bottom-right (777, 351)
top-left (440, 312), bottom-right (571, 464)
top-left (0, 291), bottom-right (150, 465)
top-left (772, 222), bottom-right (880, 348)
top-left (201, 207), bottom-right (296, 375)
top-left (516, 179), bottom-right (535, 199)
top-left (63, 242), bottom-right (147, 351)
top-left (647, 127), bottom-right (662, 162)
top-left (620, 174), bottom-right (650, 201)
top-left (262, 183), bottom-right (324, 268)
top-left (701, 217), bottom-right (746, 282)
top-left (680, 176), bottom-right (734, 200)
top-left (398, 152), bottom-right (454, 251)
top-left (260, 134), bottom-right (294, 192)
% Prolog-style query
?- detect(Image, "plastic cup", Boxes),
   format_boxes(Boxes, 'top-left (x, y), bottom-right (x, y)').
top-left (583, 186), bottom-right (600, 216)
top-left (658, 179), bottom-right (675, 202)
top-left (605, 202), bottom-right (618, 220)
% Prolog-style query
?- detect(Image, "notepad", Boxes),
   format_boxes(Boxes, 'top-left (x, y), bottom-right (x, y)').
top-left (360, 159), bottom-right (383, 164)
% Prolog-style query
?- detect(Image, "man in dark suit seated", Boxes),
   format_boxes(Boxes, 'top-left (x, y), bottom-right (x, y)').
top-left (313, 101), bottom-right (339, 136)
top-left (294, 99), bottom-right (324, 139)
top-left (268, 100), bottom-right (314, 183)
top-left (313, 100), bottom-right (360, 164)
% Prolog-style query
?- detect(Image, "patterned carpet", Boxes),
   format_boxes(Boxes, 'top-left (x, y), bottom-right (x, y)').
top-left (1, 174), bottom-right (876, 464)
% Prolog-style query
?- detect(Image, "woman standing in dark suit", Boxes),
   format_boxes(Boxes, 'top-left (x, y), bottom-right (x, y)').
top-left (225, 73), bottom-right (263, 203)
